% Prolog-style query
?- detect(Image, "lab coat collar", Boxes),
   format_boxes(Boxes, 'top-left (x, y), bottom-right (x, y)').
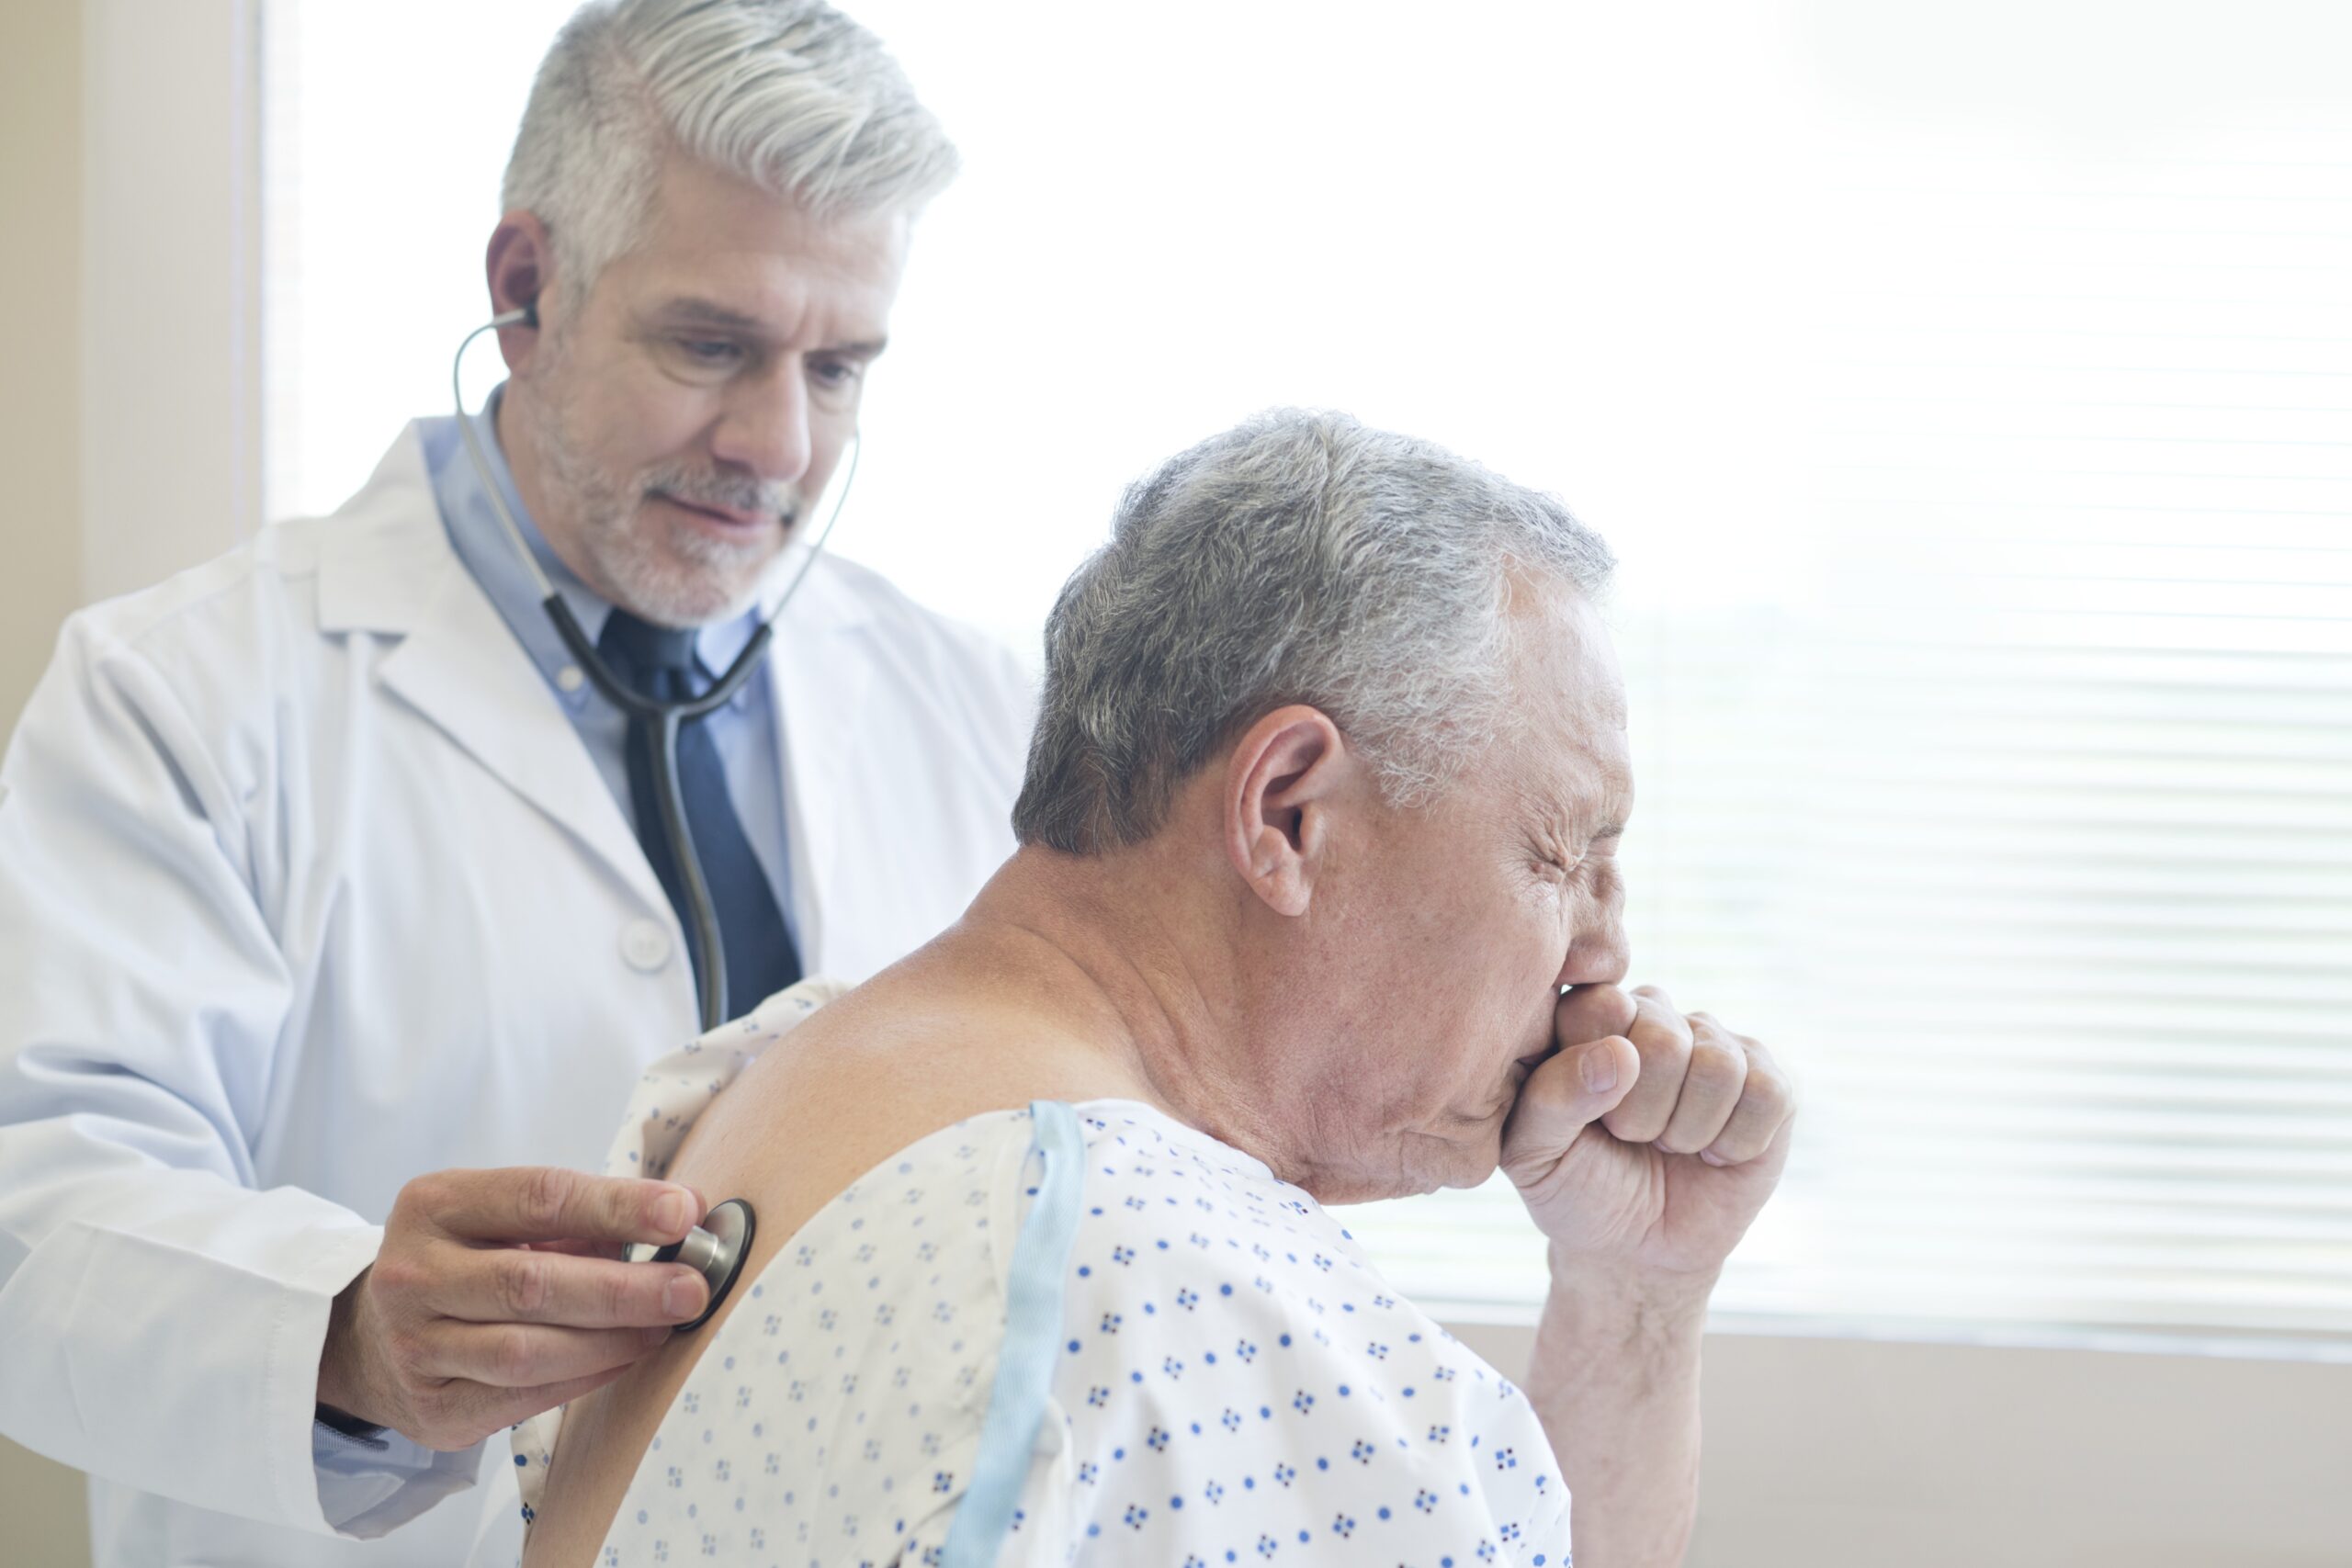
top-left (310, 427), bottom-right (674, 925)
top-left (311, 429), bottom-right (450, 635)
top-left (758, 569), bottom-right (876, 970)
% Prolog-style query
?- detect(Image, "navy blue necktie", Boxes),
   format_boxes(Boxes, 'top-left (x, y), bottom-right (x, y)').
top-left (596, 610), bottom-right (801, 1020)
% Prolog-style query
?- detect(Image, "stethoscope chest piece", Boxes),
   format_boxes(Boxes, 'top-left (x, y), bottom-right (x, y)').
top-left (652, 1197), bottom-right (757, 1333)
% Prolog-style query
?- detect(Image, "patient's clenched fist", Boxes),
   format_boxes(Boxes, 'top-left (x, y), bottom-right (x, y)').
top-left (315, 1166), bottom-right (712, 1451)
top-left (1502, 984), bottom-right (1795, 1282)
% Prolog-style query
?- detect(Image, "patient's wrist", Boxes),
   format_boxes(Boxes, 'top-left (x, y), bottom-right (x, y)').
top-left (1543, 1243), bottom-right (1716, 1340)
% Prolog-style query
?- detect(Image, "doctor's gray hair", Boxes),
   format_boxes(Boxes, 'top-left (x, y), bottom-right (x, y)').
top-left (1013, 410), bottom-right (1616, 854)
top-left (503, 0), bottom-right (957, 299)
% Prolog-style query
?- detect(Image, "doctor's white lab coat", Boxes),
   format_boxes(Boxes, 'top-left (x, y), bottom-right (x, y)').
top-left (0, 425), bottom-right (1035, 1565)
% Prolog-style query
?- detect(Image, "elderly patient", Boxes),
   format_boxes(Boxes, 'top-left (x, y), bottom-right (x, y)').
top-left (510, 411), bottom-right (1795, 1567)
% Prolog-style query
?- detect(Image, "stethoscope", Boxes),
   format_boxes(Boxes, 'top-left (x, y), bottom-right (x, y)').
top-left (452, 301), bottom-right (858, 1036)
top-left (457, 304), bottom-right (868, 1325)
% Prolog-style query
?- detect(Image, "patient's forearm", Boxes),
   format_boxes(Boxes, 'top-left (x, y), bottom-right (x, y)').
top-left (1523, 1247), bottom-right (1709, 1568)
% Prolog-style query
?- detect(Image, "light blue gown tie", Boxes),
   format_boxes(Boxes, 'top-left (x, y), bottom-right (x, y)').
top-left (941, 1100), bottom-right (1086, 1567)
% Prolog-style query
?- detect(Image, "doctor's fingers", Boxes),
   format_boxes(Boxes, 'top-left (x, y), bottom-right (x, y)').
top-left (401, 1166), bottom-right (706, 1247)
top-left (407, 1364), bottom-right (639, 1454)
top-left (520, 1236), bottom-right (630, 1259)
top-left (418, 1319), bottom-right (677, 1393)
top-left (435, 1242), bottom-right (710, 1329)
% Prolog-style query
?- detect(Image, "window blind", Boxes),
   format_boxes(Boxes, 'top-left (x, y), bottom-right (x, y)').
top-left (1339, 98), bottom-right (2352, 1347)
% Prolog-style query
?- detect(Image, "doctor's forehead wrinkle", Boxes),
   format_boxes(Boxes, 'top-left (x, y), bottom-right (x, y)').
top-left (648, 295), bottom-right (889, 356)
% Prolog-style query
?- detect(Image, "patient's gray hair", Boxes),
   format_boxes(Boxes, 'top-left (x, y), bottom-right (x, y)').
top-left (1014, 410), bottom-right (1616, 854)
top-left (503, 0), bottom-right (957, 299)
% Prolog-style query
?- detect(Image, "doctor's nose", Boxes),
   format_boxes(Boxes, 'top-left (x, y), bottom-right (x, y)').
top-left (710, 366), bottom-right (813, 487)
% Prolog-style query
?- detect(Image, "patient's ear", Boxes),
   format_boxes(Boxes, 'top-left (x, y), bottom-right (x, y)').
top-left (1222, 705), bottom-right (1354, 918)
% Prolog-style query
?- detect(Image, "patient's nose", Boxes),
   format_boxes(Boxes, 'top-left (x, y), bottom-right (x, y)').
top-left (1557, 897), bottom-right (1630, 987)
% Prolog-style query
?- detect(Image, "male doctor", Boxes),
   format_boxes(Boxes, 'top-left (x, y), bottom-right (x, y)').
top-left (0, 2), bottom-right (1030, 1562)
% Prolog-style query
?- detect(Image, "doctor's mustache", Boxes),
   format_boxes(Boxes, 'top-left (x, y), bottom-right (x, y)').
top-left (639, 458), bottom-right (800, 530)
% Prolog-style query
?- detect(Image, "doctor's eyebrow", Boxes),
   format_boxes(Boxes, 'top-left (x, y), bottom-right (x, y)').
top-left (651, 297), bottom-right (888, 357)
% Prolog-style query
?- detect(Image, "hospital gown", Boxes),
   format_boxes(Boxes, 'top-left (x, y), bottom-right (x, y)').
top-left (509, 982), bottom-right (1572, 1566)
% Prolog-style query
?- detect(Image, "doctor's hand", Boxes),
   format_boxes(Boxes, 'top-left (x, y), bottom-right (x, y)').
top-left (316, 1166), bottom-right (712, 1450)
top-left (1500, 984), bottom-right (1795, 1292)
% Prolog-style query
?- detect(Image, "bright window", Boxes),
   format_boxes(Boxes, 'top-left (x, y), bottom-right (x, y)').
top-left (264, 0), bottom-right (2352, 1349)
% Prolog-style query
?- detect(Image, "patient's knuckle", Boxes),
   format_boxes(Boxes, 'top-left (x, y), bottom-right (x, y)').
top-left (1661, 1121), bottom-right (1710, 1156)
top-left (1745, 1060), bottom-right (1794, 1114)
top-left (1635, 1015), bottom-right (1692, 1060)
top-left (1690, 1039), bottom-right (1746, 1086)
top-left (1600, 1101), bottom-right (1656, 1141)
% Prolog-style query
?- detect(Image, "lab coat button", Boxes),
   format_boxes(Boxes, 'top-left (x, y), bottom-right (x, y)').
top-left (621, 919), bottom-right (673, 972)
top-left (556, 665), bottom-right (585, 694)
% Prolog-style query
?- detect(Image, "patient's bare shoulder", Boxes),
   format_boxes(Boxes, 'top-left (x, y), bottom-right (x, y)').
top-left (519, 968), bottom-right (1133, 1564)
top-left (521, 991), bottom-right (956, 1563)
top-left (684, 988), bottom-right (972, 1191)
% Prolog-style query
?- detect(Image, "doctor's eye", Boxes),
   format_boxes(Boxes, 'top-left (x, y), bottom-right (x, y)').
top-left (808, 356), bottom-right (865, 391)
top-left (673, 336), bottom-right (746, 367)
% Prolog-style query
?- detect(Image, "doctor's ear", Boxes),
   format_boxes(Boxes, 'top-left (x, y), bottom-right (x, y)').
top-left (1221, 705), bottom-right (1356, 919)
top-left (484, 211), bottom-right (557, 366)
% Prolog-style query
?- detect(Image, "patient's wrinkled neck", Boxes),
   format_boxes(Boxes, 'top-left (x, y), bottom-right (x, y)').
top-left (946, 844), bottom-right (1301, 1185)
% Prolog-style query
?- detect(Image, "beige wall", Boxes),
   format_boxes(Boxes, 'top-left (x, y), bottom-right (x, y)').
top-left (1, 0), bottom-right (85, 738)
top-left (0, 2), bottom-right (95, 1560)
top-left (0, 1437), bottom-right (90, 1568)
top-left (1449, 1321), bottom-right (2352, 1568)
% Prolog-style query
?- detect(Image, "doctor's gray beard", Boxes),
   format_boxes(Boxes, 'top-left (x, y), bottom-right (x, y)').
top-left (528, 373), bottom-right (800, 629)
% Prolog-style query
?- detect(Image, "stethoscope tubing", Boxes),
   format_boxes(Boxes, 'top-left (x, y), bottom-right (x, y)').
top-left (453, 310), bottom-right (854, 1030)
